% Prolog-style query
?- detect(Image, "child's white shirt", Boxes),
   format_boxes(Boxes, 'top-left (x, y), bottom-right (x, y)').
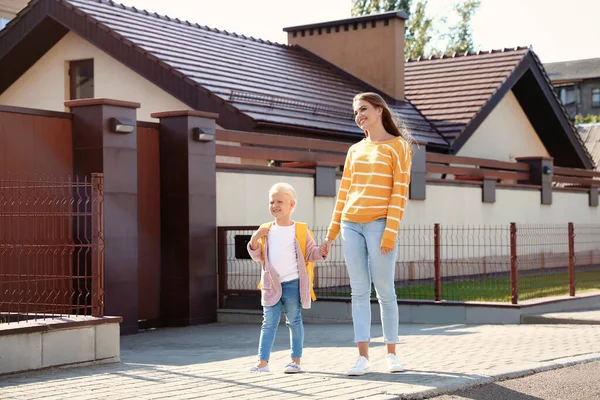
top-left (267, 223), bottom-right (299, 282)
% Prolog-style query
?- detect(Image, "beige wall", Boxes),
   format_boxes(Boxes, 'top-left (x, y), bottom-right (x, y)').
top-left (457, 90), bottom-right (550, 162)
top-left (217, 171), bottom-right (599, 228)
top-left (288, 18), bottom-right (405, 99)
top-left (0, 32), bottom-right (189, 121)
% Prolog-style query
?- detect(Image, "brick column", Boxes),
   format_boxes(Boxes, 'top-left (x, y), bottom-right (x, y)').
top-left (516, 156), bottom-right (554, 205)
top-left (66, 99), bottom-right (140, 335)
top-left (151, 110), bottom-right (218, 326)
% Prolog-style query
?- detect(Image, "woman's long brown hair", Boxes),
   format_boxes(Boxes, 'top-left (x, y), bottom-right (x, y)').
top-left (353, 92), bottom-right (414, 145)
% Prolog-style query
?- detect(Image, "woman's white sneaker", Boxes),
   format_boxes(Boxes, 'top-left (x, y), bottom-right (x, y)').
top-left (249, 365), bottom-right (271, 373)
top-left (386, 354), bottom-right (405, 372)
top-left (345, 356), bottom-right (371, 376)
top-left (283, 362), bottom-right (301, 374)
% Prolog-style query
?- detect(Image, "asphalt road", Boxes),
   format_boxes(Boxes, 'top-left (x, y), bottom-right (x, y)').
top-left (427, 361), bottom-right (600, 400)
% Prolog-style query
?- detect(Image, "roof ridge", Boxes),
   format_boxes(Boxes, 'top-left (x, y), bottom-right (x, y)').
top-left (545, 56), bottom-right (600, 65)
top-left (73, 0), bottom-right (290, 48)
top-left (406, 46), bottom-right (531, 63)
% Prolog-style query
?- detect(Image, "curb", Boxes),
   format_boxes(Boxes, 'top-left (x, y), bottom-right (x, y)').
top-left (383, 354), bottom-right (600, 399)
top-left (521, 315), bottom-right (600, 325)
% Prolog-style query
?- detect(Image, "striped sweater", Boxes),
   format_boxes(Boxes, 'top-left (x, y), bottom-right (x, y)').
top-left (327, 136), bottom-right (412, 249)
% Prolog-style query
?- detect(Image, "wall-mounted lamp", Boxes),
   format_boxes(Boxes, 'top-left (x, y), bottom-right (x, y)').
top-left (543, 165), bottom-right (553, 175)
top-left (109, 117), bottom-right (135, 134)
top-left (192, 127), bottom-right (215, 142)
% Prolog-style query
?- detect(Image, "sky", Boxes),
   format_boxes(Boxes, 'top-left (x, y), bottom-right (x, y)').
top-left (119, 0), bottom-right (600, 63)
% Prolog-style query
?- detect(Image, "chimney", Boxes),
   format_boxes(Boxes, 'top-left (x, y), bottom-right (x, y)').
top-left (284, 11), bottom-right (408, 100)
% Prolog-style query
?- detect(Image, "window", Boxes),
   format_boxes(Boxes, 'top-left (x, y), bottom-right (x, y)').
top-left (0, 18), bottom-right (10, 30)
top-left (560, 87), bottom-right (577, 106)
top-left (592, 88), bottom-right (600, 108)
top-left (69, 59), bottom-right (94, 100)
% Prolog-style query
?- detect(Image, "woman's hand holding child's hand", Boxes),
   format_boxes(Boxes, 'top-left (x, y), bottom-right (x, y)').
top-left (249, 227), bottom-right (270, 250)
top-left (320, 239), bottom-right (334, 257)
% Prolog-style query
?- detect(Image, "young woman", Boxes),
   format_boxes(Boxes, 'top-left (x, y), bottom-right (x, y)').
top-left (324, 92), bottom-right (413, 376)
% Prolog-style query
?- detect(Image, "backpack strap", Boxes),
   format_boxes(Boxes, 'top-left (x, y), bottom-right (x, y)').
top-left (258, 222), bottom-right (273, 264)
top-left (296, 222), bottom-right (317, 301)
top-left (295, 222), bottom-right (308, 261)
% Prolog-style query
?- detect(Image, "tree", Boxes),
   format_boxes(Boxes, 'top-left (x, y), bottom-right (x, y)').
top-left (351, 0), bottom-right (481, 59)
top-left (404, 1), bottom-right (433, 59)
top-left (445, 0), bottom-right (481, 54)
top-left (351, 0), bottom-right (412, 17)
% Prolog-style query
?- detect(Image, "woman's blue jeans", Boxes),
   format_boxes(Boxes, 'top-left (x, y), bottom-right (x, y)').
top-left (258, 279), bottom-right (304, 361)
top-left (341, 219), bottom-right (399, 344)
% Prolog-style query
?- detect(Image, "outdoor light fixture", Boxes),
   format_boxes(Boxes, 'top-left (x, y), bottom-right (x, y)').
top-left (543, 165), bottom-right (553, 175)
top-left (192, 127), bottom-right (215, 142)
top-left (109, 117), bottom-right (135, 134)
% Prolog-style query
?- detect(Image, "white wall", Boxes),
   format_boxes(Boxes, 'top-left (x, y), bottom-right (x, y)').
top-left (0, 32), bottom-right (190, 121)
top-left (217, 172), bottom-right (599, 228)
top-left (457, 90), bottom-right (550, 162)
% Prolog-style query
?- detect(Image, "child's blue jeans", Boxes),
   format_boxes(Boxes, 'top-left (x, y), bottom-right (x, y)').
top-left (258, 278), bottom-right (304, 361)
top-left (341, 219), bottom-right (400, 344)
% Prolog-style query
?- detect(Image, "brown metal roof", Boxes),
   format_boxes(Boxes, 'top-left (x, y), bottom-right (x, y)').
top-left (2, 0), bottom-right (445, 145)
top-left (405, 47), bottom-right (530, 141)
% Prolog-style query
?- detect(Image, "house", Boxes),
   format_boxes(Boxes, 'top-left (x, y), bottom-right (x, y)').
top-left (403, 49), bottom-right (595, 169)
top-left (1, 0), bottom-right (598, 332)
top-left (545, 57), bottom-right (600, 119)
top-left (0, 0), bottom-right (28, 29)
top-left (0, 0), bottom-right (594, 170)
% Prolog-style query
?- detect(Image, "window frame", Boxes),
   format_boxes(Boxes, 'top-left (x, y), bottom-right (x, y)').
top-left (591, 88), bottom-right (600, 108)
top-left (69, 59), bottom-right (94, 100)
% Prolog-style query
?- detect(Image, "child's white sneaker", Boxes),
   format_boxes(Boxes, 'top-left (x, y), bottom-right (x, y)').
top-left (283, 362), bottom-right (301, 374)
top-left (249, 364), bottom-right (271, 373)
top-left (386, 354), bottom-right (405, 372)
top-left (345, 356), bottom-right (370, 376)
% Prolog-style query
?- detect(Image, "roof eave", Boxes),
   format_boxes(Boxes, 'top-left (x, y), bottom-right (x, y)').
top-left (450, 51), bottom-right (595, 170)
top-left (0, 0), bottom-right (258, 131)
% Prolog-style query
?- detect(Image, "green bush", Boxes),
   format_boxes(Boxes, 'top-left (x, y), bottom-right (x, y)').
top-left (574, 114), bottom-right (600, 124)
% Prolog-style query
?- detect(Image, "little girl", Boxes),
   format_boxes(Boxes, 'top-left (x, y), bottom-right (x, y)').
top-left (247, 182), bottom-right (329, 373)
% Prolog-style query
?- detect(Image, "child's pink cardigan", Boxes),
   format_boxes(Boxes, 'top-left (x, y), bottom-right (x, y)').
top-left (247, 230), bottom-right (326, 309)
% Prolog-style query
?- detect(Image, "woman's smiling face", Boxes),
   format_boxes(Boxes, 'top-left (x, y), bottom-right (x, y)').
top-left (353, 99), bottom-right (381, 131)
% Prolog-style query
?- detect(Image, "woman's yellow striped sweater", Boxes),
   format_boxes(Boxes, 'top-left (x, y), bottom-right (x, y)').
top-left (327, 136), bottom-right (412, 249)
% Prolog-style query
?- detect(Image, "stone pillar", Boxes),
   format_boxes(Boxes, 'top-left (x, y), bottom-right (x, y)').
top-left (151, 110), bottom-right (218, 326)
top-left (66, 99), bottom-right (140, 335)
top-left (516, 157), bottom-right (554, 205)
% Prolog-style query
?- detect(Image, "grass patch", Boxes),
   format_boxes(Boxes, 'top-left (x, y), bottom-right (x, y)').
top-left (318, 270), bottom-right (600, 303)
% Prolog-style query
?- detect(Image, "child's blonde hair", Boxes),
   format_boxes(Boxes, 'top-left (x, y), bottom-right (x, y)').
top-left (269, 182), bottom-right (297, 208)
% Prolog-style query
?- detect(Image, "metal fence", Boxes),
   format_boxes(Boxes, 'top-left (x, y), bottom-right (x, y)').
top-left (218, 223), bottom-right (600, 305)
top-left (0, 174), bottom-right (105, 323)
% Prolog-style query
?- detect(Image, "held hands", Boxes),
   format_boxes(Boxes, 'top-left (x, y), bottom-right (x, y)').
top-left (249, 227), bottom-right (269, 250)
top-left (320, 238), bottom-right (334, 257)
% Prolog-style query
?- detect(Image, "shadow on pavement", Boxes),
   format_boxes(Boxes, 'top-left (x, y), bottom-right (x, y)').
top-left (435, 382), bottom-right (544, 400)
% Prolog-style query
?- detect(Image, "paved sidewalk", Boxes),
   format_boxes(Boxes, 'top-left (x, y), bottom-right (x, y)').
top-left (1, 322), bottom-right (600, 399)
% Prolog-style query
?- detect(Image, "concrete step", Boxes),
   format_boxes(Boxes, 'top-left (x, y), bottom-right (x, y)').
top-left (521, 310), bottom-right (600, 325)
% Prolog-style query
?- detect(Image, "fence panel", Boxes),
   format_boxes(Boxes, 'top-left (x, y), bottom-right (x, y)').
top-left (217, 223), bottom-right (600, 305)
top-left (0, 174), bottom-right (104, 323)
top-left (573, 224), bottom-right (600, 294)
